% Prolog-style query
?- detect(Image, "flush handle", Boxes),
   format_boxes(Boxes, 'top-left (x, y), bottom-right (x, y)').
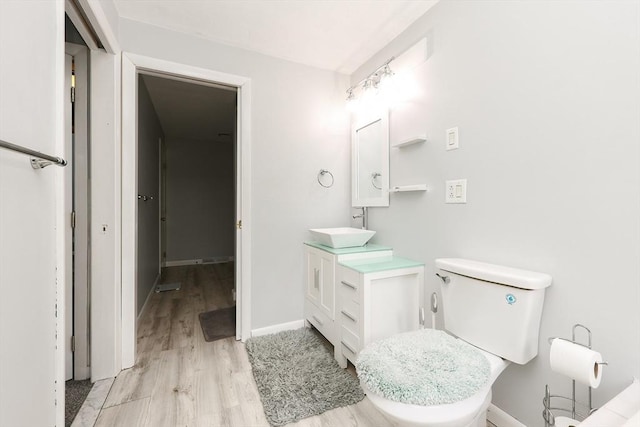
top-left (436, 273), bottom-right (450, 284)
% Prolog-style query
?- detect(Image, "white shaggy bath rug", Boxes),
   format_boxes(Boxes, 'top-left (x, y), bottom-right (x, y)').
top-left (246, 328), bottom-right (364, 426)
top-left (356, 329), bottom-right (490, 405)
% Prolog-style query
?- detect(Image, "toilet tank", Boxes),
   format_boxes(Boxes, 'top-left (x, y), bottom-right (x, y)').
top-left (435, 258), bottom-right (552, 364)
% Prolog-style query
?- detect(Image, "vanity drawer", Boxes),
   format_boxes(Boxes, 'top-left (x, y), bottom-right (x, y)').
top-left (340, 326), bottom-right (360, 363)
top-left (339, 298), bottom-right (360, 333)
top-left (338, 266), bottom-right (361, 301)
top-left (306, 300), bottom-right (334, 344)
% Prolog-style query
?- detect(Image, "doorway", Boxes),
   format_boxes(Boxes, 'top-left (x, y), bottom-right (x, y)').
top-left (136, 72), bottom-right (237, 317)
top-left (121, 53), bottom-right (252, 369)
top-left (65, 25), bottom-right (91, 383)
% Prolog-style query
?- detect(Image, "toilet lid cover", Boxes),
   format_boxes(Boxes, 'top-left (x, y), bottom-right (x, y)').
top-left (356, 329), bottom-right (490, 406)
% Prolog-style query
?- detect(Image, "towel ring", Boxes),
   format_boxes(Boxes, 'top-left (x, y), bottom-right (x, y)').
top-left (371, 172), bottom-right (382, 190)
top-left (318, 169), bottom-right (334, 188)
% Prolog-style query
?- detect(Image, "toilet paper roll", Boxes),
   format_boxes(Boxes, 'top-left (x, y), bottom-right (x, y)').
top-left (554, 416), bottom-right (580, 427)
top-left (550, 338), bottom-right (603, 388)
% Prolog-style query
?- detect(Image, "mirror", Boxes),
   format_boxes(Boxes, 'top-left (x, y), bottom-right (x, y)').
top-left (352, 110), bottom-right (389, 207)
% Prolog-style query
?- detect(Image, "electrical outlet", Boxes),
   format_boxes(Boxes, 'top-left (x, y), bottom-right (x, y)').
top-left (445, 179), bottom-right (467, 203)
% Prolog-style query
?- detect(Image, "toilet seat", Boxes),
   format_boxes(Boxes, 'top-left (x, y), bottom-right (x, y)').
top-left (362, 380), bottom-right (492, 427)
top-left (356, 329), bottom-right (491, 406)
top-left (358, 334), bottom-right (510, 427)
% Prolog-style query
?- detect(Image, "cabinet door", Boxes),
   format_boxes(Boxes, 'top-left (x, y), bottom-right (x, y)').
top-left (306, 249), bottom-right (321, 304)
top-left (318, 251), bottom-right (335, 319)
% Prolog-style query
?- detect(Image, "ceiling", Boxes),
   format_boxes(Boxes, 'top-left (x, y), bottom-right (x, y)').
top-left (113, 0), bottom-right (438, 74)
top-left (141, 74), bottom-right (237, 141)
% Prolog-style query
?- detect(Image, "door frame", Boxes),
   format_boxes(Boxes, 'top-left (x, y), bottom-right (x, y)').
top-left (65, 42), bottom-right (91, 380)
top-left (121, 52), bottom-right (252, 368)
top-left (63, 52), bottom-right (74, 381)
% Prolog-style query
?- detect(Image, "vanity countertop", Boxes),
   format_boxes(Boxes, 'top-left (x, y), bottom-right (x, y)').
top-left (339, 256), bottom-right (423, 273)
top-left (304, 241), bottom-right (392, 255)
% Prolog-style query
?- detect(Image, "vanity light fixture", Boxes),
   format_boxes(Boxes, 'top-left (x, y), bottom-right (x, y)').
top-left (346, 87), bottom-right (359, 112)
top-left (346, 56), bottom-right (395, 104)
top-left (346, 87), bottom-right (356, 102)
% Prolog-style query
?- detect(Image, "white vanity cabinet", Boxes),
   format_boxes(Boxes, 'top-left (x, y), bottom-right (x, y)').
top-left (303, 242), bottom-right (392, 347)
top-left (304, 246), bottom-right (336, 342)
top-left (336, 257), bottom-right (424, 368)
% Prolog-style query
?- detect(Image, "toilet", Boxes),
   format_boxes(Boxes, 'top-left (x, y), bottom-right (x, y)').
top-left (356, 258), bottom-right (552, 427)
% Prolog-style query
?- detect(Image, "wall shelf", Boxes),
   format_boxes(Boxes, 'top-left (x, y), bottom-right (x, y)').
top-left (392, 135), bottom-right (427, 148)
top-left (390, 184), bottom-right (428, 193)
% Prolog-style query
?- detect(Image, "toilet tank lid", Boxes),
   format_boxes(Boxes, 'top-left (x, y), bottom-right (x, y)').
top-left (435, 258), bottom-right (552, 290)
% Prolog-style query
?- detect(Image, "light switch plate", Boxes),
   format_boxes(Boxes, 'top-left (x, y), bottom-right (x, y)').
top-left (446, 127), bottom-right (459, 150)
top-left (445, 179), bottom-right (467, 203)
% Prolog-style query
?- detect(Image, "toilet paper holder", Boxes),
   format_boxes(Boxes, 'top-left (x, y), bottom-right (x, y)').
top-left (542, 324), bottom-right (608, 427)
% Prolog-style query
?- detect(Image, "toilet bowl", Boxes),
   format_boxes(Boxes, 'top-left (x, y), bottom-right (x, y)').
top-left (356, 258), bottom-right (552, 427)
top-left (360, 337), bottom-right (510, 427)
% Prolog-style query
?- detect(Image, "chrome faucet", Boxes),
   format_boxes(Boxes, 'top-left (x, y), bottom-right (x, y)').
top-left (353, 207), bottom-right (368, 230)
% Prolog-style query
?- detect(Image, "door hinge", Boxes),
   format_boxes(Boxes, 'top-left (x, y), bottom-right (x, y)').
top-left (71, 211), bottom-right (76, 229)
top-left (70, 86), bottom-right (75, 103)
top-left (236, 220), bottom-right (242, 230)
top-left (71, 336), bottom-right (76, 352)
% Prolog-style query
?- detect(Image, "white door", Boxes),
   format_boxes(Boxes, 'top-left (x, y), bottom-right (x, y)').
top-left (0, 2), bottom-right (65, 426)
top-left (64, 54), bottom-right (74, 381)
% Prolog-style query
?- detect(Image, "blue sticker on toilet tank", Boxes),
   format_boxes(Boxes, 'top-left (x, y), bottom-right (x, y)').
top-left (505, 294), bottom-right (517, 305)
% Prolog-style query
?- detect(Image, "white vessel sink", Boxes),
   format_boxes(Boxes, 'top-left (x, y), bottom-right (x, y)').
top-left (309, 227), bottom-right (376, 248)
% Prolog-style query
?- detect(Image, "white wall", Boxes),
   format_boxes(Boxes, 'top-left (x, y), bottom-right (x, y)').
top-left (165, 137), bottom-right (235, 263)
top-left (118, 18), bottom-right (352, 329)
top-left (0, 2), bottom-right (64, 425)
top-left (137, 77), bottom-right (163, 313)
top-left (352, 1), bottom-right (640, 425)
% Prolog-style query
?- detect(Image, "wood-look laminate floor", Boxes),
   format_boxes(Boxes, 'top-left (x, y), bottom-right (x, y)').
top-left (95, 263), bottom-right (397, 427)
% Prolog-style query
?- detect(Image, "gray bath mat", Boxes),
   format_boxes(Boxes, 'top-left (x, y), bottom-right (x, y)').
top-left (245, 328), bottom-right (364, 426)
top-left (198, 307), bottom-right (235, 342)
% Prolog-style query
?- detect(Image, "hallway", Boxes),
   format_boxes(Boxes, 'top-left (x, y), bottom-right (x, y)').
top-left (95, 263), bottom-right (393, 426)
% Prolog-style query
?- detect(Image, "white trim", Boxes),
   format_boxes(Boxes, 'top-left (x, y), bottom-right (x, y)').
top-left (251, 320), bottom-right (306, 338)
top-left (54, 1), bottom-right (66, 424)
top-left (238, 80), bottom-right (252, 342)
top-left (121, 54), bottom-right (137, 369)
top-left (121, 52), bottom-right (252, 368)
top-left (75, 0), bottom-right (120, 54)
top-left (64, 0), bottom-right (100, 51)
top-left (487, 404), bottom-right (527, 427)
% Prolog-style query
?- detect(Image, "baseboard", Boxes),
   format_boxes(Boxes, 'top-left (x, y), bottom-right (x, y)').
top-left (163, 256), bottom-right (235, 267)
top-left (137, 273), bottom-right (160, 322)
top-left (487, 404), bottom-right (527, 427)
top-left (251, 319), bottom-right (306, 338)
